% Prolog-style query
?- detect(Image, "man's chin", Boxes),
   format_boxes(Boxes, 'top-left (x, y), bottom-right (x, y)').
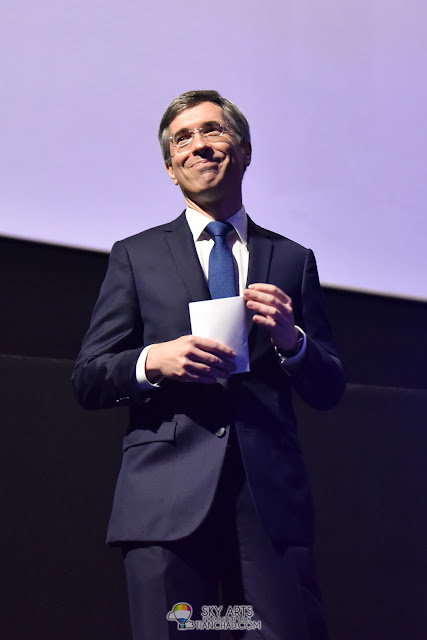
top-left (192, 174), bottom-right (223, 194)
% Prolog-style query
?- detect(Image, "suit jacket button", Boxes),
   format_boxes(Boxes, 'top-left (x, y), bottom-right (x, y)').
top-left (215, 427), bottom-right (226, 437)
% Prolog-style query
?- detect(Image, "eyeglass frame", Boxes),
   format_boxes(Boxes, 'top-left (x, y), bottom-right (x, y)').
top-left (168, 121), bottom-right (234, 150)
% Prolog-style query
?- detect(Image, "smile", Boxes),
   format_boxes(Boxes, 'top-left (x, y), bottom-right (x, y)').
top-left (189, 159), bottom-right (219, 169)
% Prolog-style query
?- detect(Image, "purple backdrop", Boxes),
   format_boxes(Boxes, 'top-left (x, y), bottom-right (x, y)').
top-left (1, 1), bottom-right (426, 299)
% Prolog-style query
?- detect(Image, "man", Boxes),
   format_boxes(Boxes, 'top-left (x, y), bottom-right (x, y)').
top-left (72, 90), bottom-right (345, 639)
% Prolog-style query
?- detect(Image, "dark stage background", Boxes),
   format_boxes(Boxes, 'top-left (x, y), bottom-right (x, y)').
top-left (1, 236), bottom-right (427, 640)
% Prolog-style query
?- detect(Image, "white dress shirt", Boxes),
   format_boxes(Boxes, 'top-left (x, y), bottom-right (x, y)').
top-left (186, 206), bottom-right (249, 296)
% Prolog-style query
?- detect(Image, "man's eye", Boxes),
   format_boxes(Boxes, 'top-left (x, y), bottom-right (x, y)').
top-left (202, 123), bottom-right (223, 137)
top-left (175, 131), bottom-right (192, 145)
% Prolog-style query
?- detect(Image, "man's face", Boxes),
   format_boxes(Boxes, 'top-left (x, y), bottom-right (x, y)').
top-left (165, 102), bottom-right (251, 210)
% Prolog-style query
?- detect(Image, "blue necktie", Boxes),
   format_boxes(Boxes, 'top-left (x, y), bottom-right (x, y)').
top-left (205, 221), bottom-right (237, 299)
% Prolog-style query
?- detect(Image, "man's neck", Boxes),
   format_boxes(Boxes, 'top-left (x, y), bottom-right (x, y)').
top-left (183, 195), bottom-right (243, 222)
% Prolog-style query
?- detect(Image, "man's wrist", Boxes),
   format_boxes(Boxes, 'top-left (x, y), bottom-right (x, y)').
top-left (275, 326), bottom-right (306, 371)
top-left (136, 345), bottom-right (163, 389)
top-left (276, 326), bottom-right (305, 359)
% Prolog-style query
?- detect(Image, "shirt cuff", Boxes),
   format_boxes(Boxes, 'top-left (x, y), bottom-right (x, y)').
top-left (275, 326), bottom-right (307, 373)
top-left (135, 345), bottom-right (162, 389)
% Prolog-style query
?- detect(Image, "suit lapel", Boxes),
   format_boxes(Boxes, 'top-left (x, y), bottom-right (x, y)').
top-left (246, 217), bottom-right (274, 334)
top-left (163, 212), bottom-right (211, 302)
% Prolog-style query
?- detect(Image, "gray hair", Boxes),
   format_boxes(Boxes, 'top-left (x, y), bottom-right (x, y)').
top-left (158, 90), bottom-right (251, 165)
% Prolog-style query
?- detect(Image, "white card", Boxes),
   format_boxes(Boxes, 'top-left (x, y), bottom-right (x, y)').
top-left (189, 296), bottom-right (250, 375)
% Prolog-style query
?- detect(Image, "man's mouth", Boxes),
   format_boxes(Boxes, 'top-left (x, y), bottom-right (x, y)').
top-left (190, 159), bottom-right (218, 169)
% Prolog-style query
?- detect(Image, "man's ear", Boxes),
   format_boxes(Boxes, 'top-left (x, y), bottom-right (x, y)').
top-left (243, 141), bottom-right (252, 169)
top-left (166, 161), bottom-right (179, 185)
top-left (242, 141), bottom-right (252, 171)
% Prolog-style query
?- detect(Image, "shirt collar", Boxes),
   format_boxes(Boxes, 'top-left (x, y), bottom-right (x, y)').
top-left (185, 206), bottom-right (248, 246)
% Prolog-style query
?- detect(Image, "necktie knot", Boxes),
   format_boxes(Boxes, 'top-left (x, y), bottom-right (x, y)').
top-left (205, 221), bottom-right (234, 239)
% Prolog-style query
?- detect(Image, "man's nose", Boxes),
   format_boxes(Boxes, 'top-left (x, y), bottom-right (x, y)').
top-left (191, 130), bottom-right (210, 151)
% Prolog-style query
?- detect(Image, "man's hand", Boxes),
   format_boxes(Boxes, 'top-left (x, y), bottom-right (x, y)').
top-left (146, 335), bottom-right (236, 385)
top-left (244, 283), bottom-right (300, 354)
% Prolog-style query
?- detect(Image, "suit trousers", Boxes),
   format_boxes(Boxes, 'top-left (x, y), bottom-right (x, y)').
top-left (122, 431), bottom-right (329, 640)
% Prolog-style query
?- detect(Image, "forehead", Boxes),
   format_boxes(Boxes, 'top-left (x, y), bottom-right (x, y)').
top-left (168, 102), bottom-right (226, 133)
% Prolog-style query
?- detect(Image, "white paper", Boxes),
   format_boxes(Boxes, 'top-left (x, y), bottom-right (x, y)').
top-left (189, 296), bottom-right (250, 375)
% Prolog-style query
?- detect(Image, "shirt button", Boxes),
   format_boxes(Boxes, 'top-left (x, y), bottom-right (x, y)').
top-left (215, 427), bottom-right (226, 438)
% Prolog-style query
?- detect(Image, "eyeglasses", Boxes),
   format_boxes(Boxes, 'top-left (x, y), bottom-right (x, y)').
top-left (169, 121), bottom-right (232, 149)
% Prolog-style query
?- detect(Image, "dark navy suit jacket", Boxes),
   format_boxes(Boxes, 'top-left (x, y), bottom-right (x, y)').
top-left (72, 213), bottom-right (345, 550)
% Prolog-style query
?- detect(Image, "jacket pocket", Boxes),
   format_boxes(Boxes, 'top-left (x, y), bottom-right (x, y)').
top-left (122, 420), bottom-right (177, 451)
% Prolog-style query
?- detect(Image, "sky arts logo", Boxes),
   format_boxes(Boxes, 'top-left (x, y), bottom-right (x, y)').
top-left (166, 603), bottom-right (195, 630)
top-left (166, 603), bottom-right (262, 631)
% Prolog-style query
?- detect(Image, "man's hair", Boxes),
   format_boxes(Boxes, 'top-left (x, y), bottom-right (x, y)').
top-left (158, 90), bottom-right (251, 165)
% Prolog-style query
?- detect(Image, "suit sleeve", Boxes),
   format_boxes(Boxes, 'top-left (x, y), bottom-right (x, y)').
top-left (71, 240), bottom-right (146, 410)
top-left (290, 249), bottom-right (346, 410)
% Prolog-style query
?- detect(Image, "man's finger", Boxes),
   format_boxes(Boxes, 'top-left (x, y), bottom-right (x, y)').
top-left (191, 336), bottom-right (237, 359)
top-left (188, 348), bottom-right (237, 373)
top-left (246, 283), bottom-right (291, 304)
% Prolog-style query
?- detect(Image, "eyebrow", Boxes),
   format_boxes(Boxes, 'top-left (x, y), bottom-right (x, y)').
top-left (172, 126), bottom-right (191, 138)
